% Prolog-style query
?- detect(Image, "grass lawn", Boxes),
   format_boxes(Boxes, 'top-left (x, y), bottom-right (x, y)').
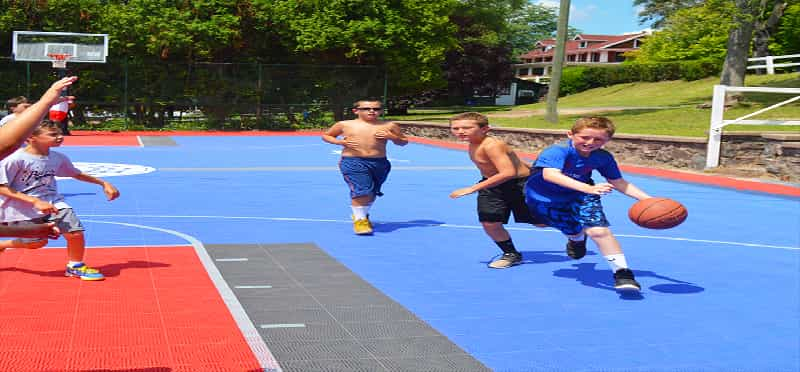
top-left (386, 72), bottom-right (800, 137)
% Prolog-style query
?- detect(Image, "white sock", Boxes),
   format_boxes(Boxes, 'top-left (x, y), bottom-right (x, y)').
top-left (605, 254), bottom-right (628, 272)
top-left (351, 206), bottom-right (369, 220)
top-left (568, 232), bottom-right (586, 241)
top-left (67, 261), bottom-right (83, 267)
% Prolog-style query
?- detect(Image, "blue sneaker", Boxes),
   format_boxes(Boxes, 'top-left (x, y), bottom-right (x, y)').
top-left (65, 263), bottom-right (105, 281)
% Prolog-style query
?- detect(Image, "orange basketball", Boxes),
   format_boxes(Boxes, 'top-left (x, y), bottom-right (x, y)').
top-left (628, 197), bottom-right (688, 229)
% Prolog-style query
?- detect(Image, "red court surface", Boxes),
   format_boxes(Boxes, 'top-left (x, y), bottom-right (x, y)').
top-left (0, 246), bottom-right (262, 372)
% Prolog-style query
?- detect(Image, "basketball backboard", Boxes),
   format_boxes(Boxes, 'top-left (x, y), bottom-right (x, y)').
top-left (12, 31), bottom-right (108, 65)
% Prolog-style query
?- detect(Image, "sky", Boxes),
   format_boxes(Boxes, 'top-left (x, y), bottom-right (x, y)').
top-left (536, 0), bottom-right (650, 35)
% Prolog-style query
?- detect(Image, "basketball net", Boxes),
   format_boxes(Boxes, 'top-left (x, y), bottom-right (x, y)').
top-left (46, 54), bottom-right (72, 122)
top-left (47, 53), bottom-right (71, 69)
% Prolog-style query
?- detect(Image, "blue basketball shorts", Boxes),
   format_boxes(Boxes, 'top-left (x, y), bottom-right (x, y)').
top-left (339, 157), bottom-right (391, 199)
top-left (526, 194), bottom-right (609, 235)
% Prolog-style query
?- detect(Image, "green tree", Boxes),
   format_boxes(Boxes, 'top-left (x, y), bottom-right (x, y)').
top-left (443, 0), bottom-right (523, 102)
top-left (633, 0), bottom-right (703, 28)
top-left (507, 1), bottom-right (580, 60)
top-left (769, 3), bottom-right (800, 55)
top-left (631, 1), bottom-right (737, 63)
top-left (265, 0), bottom-right (457, 90)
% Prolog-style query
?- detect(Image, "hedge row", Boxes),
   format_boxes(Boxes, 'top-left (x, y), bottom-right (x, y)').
top-left (559, 60), bottom-right (721, 96)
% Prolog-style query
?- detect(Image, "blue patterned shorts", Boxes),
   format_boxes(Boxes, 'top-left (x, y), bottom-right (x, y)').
top-left (527, 194), bottom-right (609, 235)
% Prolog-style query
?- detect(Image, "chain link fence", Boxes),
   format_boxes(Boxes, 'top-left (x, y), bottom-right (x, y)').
top-left (0, 57), bottom-right (386, 130)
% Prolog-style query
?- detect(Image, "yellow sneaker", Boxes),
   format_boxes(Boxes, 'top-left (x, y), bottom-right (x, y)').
top-left (353, 218), bottom-right (373, 235)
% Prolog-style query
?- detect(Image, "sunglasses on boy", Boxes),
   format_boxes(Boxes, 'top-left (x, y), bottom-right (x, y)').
top-left (355, 107), bottom-right (383, 112)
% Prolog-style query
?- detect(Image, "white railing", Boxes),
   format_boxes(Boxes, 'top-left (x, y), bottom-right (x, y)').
top-left (706, 85), bottom-right (800, 168)
top-left (747, 54), bottom-right (800, 74)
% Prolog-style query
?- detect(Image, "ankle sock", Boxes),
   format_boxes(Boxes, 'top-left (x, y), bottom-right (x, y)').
top-left (494, 239), bottom-right (519, 254)
top-left (351, 206), bottom-right (369, 220)
top-left (605, 254), bottom-right (628, 272)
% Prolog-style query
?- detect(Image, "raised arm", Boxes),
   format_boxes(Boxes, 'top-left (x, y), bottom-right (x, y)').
top-left (0, 77), bottom-right (77, 160)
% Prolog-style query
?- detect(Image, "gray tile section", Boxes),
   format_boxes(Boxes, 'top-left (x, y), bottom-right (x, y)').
top-left (206, 243), bottom-right (490, 372)
top-left (139, 136), bottom-right (177, 146)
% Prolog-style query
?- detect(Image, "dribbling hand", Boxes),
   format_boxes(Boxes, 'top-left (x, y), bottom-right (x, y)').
top-left (587, 183), bottom-right (615, 195)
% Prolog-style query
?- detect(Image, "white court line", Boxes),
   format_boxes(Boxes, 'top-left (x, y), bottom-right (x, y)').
top-left (84, 219), bottom-right (282, 372)
top-left (83, 214), bottom-right (800, 251)
top-left (156, 166), bottom-right (474, 171)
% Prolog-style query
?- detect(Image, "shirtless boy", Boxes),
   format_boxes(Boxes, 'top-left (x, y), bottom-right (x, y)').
top-left (322, 100), bottom-right (408, 235)
top-left (449, 112), bottom-right (542, 268)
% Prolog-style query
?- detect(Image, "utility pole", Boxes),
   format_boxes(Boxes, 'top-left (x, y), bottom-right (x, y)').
top-left (545, 0), bottom-right (571, 123)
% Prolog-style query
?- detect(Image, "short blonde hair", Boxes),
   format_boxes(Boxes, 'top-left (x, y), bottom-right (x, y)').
top-left (572, 116), bottom-right (615, 137)
top-left (352, 99), bottom-right (383, 109)
top-left (449, 112), bottom-right (489, 127)
top-left (31, 120), bottom-right (61, 135)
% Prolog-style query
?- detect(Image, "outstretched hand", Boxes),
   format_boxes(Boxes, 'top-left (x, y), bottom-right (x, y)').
top-left (449, 187), bottom-right (475, 199)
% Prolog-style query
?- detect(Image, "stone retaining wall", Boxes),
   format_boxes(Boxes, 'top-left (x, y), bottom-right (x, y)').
top-left (397, 121), bottom-right (800, 183)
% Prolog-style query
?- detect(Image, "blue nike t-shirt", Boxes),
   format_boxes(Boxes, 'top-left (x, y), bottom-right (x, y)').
top-left (525, 140), bottom-right (622, 203)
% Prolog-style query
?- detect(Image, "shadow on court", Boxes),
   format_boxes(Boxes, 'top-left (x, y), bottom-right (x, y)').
top-left (0, 260), bottom-right (171, 278)
top-left (372, 219), bottom-right (446, 233)
top-left (553, 262), bottom-right (705, 298)
top-left (96, 260), bottom-right (172, 277)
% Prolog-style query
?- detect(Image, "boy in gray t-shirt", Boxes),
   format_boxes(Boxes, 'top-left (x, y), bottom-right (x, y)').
top-left (0, 121), bottom-right (120, 281)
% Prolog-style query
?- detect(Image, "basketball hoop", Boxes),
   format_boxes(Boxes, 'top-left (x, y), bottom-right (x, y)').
top-left (47, 53), bottom-right (72, 69)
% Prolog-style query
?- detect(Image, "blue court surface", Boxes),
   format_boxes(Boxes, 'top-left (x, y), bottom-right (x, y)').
top-left (57, 135), bottom-right (799, 371)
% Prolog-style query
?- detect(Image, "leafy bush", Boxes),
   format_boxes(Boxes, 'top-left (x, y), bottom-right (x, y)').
top-left (559, 60), bottom-right (720, 96)
top-left (559, 67), bottom-right (590, 96)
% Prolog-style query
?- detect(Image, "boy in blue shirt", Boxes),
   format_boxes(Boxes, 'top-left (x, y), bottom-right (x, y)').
top-left (525, 117), bottom-right (651, 291)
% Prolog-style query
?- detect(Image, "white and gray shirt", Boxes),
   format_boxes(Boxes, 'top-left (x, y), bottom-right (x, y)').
top-left (0, 148), bottom-right (81, 222)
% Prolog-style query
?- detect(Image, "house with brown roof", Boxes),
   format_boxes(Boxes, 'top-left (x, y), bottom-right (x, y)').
top-left (514, 31), bottom-right (650, 82)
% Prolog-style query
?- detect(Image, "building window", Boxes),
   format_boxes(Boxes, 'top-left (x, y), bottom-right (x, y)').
top-left (633, 39), bottom-right (640, 48)
top-left (579, 41), bottom-right (587, 48)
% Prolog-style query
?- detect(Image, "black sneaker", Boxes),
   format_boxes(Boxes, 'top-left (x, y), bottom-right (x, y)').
top-left (565, 237), bottom-right (587, 259)
top-left (613, 269), bottom-right (641, 291)
top-left (488, 252), bottom-right (522, 269)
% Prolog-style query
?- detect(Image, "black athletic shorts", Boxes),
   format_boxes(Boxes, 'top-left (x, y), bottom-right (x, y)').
top-left (477, 177), bottom-right (535, 224)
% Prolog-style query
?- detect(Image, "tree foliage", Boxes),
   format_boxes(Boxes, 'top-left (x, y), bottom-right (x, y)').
top-left (506, 2), bottom-right (580, 59)
top-left (769, 3), bottom-right (800, 55)
top-left (631, 1), bottom-right (737, 63)
top-left (633, 0), bottom-right (704, 28)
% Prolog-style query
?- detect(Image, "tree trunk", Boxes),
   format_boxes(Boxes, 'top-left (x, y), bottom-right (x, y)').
top-left (720, 0), bottom-right (758, 87)
top-left (752, 2), bottom-right (788, 74)
top-left (544, 0), bottom-right (571, 123)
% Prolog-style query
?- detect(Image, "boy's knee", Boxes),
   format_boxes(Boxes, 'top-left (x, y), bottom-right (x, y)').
top-left (481, 221), bottom-right (503, 230)
top-left (63, 231), bottom-right (84, 239)
top-left (585, 226), bottom-right (611, 239)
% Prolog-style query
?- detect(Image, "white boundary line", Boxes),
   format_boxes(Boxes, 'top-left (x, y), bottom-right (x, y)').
top-left (83, 214), bottom-right (800, 251)
top-left (84, 219), bottom-right (282, 372)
